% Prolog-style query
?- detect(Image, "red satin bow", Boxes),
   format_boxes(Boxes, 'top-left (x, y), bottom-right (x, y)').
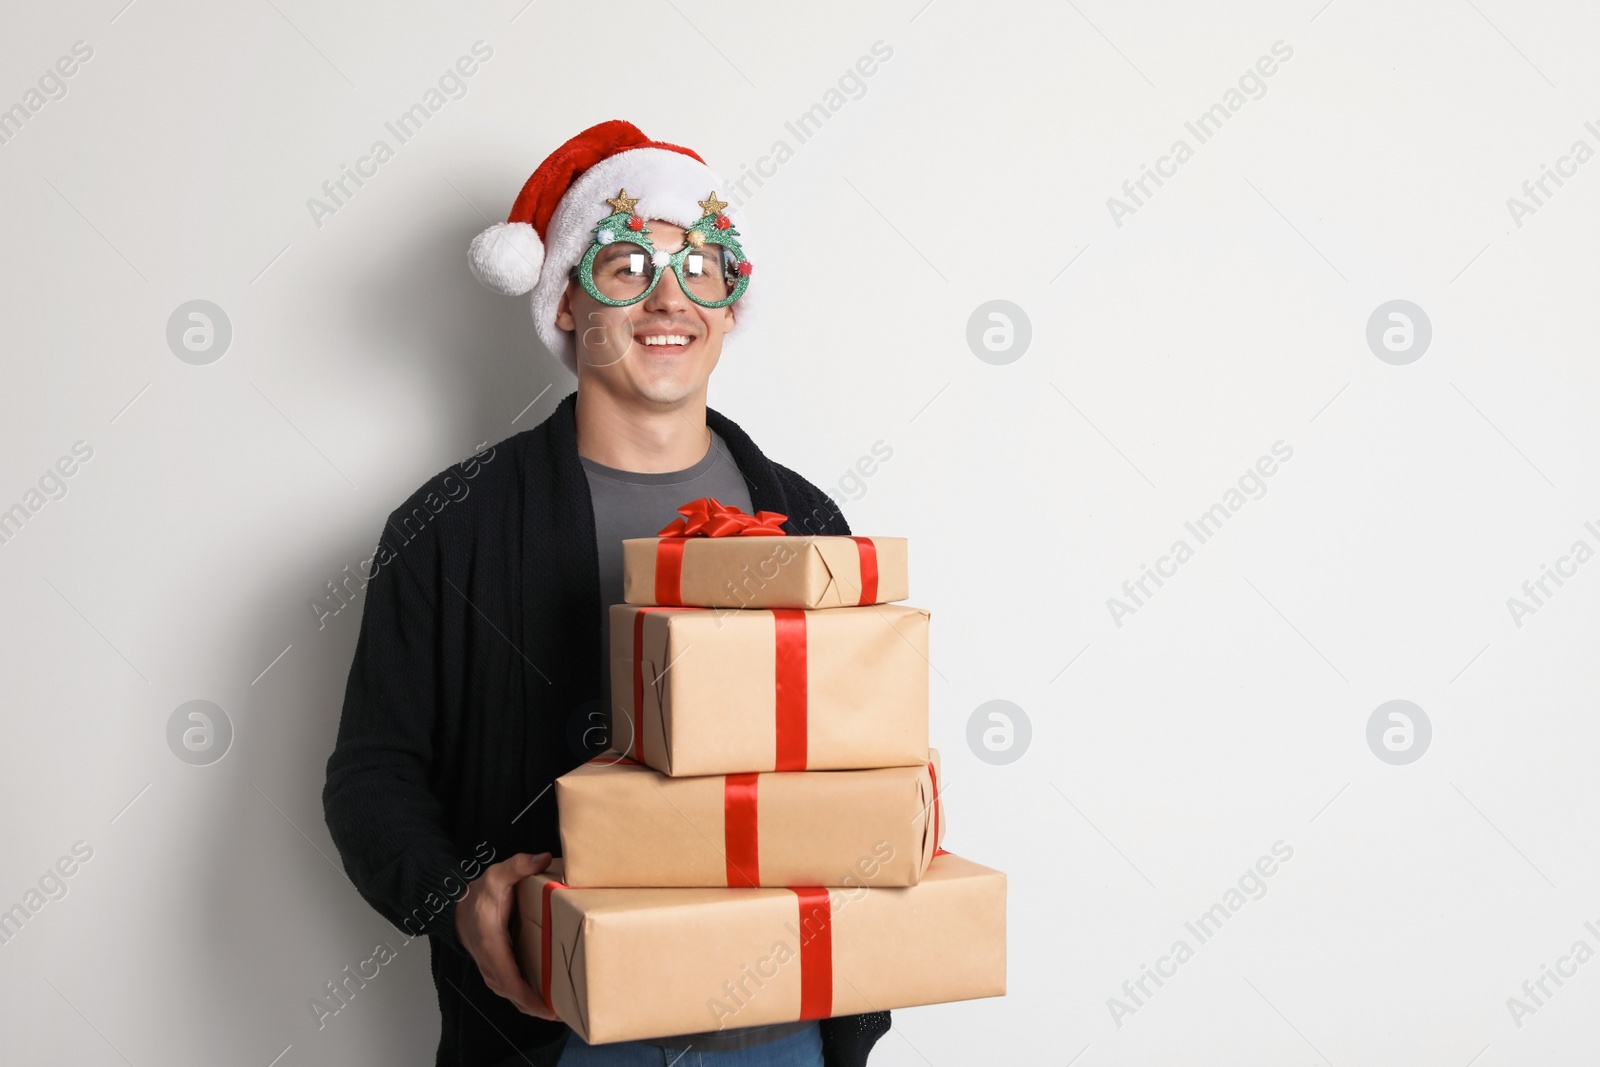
top-left (657, 496), bottom-right (788, 537)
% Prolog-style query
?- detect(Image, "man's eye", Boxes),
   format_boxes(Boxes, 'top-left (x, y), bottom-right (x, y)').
top-left (605, 254), bottom-right (646, 277)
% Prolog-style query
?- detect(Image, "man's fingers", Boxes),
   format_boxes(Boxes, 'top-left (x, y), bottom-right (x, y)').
top-left (477, 924), bottom-right (534, 999)
top-left (493, 851), bottom-right (553, 884)
top-left (507, 979), bottom-right (560, 1020)
top-left (477, 927), bottom-right (524, 982)
top-left (471, 979), bottom-right (558, 1020)
top-left (476, 931), bottom-right (556, 1018)
top-left (481, 976), bottom-right (554, 1019)
top-left (459, 851), bottom-right (560, 1020)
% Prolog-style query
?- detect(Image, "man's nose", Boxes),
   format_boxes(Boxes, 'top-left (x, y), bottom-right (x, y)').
top-left (644, 257), bottom-right (688, 307)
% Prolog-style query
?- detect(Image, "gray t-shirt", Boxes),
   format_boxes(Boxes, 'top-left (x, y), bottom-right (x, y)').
top-left (579, 430), bottom-right (818, 1053)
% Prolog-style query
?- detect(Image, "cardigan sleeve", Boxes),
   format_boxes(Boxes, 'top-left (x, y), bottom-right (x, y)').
top-left (322, 506), bottom-right (473, 954)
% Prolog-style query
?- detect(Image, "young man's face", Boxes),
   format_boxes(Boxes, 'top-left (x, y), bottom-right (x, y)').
top-left (555, 220), bottom-right (738, 404)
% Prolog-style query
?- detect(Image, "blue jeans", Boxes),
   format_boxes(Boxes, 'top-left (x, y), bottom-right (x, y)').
top-left (556, 1023), bottom-right (823, 1067)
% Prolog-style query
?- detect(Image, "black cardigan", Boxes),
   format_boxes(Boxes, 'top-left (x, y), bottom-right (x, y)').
top-left (323, 390), bottom-right (890, 1066)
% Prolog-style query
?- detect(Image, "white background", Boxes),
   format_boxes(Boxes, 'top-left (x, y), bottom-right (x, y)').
top-left (2, 1), bottom-right (1598, 1064)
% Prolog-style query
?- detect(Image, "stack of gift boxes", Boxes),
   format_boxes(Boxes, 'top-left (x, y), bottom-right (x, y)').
top-left (515, 498), bottom-right (1006, 1045)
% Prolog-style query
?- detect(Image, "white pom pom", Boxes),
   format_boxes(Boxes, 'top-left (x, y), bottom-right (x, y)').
top-left (468, 222), bottom-right (544, 295)
top-left (596, 230), bottom-right (616, 245)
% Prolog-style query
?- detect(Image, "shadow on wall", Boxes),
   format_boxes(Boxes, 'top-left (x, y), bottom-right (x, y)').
top-left (195, 199), bottom-right (564, 1064)
top-left (351, 205), bottom-right (561, 437)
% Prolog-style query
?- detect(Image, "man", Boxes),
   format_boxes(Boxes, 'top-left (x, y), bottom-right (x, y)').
top-left (323, 121), bottom-right (890, 1066)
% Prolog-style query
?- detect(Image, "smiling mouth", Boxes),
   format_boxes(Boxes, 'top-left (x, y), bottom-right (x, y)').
top-left (636, 334), bottom-right (695, 349)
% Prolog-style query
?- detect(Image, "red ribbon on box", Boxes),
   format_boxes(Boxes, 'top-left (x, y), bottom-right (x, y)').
top-left (656, 496), bottom-right (789, 538)
top-left (633, 491), bottom-right (882, 768)
top-left (724, 773), bottom-right (761, 887)
top-left (725, 759), bottom-right (940, 888)
top-left (550, 879), bottom-right (835, 1021)
top-left (848, 536), bottom-right (879, 604)
top-left (652, 497), bottom-right (880, 607)
top-left (789, 887), bottom-right (834, 1020)
top-left (630, 605), bottom-right (809, 770)
top-left (539, 878), bottom-right (569, 1016)
top-left (772, 609), bottom-right (808, 770)
top-left (540, 874), bottom-right (833, 1022)
top-left (656, 497), bottom-right (786, 605)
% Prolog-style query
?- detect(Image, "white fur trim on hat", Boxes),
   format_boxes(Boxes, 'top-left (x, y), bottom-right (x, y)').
top-left (527, 147), bottom-right (755, 377)
top-left (468, 222), bottom-right (544, 296)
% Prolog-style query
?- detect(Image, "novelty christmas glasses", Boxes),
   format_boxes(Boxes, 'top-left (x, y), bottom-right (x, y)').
top-left (570, 189), bottom-right (753, 309)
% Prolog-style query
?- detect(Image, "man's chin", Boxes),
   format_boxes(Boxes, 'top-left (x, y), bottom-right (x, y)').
top-left (631, 372), bottom-right (705, 405)
top-left (632, 342), bottom-right (717, 398)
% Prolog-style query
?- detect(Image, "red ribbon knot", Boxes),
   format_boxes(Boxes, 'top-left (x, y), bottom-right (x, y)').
top-left (656, 496), bottom-right (788, 538)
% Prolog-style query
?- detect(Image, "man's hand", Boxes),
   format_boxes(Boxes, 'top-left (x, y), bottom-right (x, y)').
top-left (455, 851), bottom-right (560, 1020)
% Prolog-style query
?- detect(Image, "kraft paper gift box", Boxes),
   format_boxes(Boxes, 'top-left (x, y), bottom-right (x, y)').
top-left (622, 533), bottom-right (909, 610)
top-left (609, 602), bottom-right (931, 776)
top-left (515, 850), bottom-right (1006, 1045)
top-left (556, 752), bottom-right (946, 888)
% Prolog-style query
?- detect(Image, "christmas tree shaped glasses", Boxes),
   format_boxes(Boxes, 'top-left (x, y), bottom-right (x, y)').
top-left (571, 189), bottom-right (753, 309)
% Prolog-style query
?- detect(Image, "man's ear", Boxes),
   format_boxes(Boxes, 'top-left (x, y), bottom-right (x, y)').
top-left (555, 282), bottom-right (575, 331)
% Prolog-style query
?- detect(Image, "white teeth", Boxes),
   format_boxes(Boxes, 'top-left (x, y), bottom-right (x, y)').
top-left (640, 335), bottom-right (691, 346)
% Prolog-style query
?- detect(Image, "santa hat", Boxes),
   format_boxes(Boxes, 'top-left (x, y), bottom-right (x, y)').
top-left (468, 119), bottom-right (753, 375)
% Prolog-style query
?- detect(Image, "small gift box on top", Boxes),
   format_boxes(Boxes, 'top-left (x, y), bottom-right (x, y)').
top-left (621, 496), bottom-right (908, 609)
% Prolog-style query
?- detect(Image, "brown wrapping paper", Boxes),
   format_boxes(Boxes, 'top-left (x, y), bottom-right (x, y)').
top-left (622, 535), bottom-right (909, 609)
top-left (609, 602), bottom-right (931, 776)
top-left (556, 752), bottom-right (946, 888)
top-left (516, 850), bottom-right (1005, 1045)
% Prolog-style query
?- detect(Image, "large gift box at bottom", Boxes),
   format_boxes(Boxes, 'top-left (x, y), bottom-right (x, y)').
top-left (515, 851), bottom-right (1005, 1044)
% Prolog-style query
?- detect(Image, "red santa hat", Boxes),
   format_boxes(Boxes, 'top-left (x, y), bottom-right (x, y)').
top-left (468, 119), bottom-right (754, 375)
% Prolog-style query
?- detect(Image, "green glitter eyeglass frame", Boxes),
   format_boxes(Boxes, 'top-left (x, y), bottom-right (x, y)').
top-left (567, 191), bottom-right (753, 310)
